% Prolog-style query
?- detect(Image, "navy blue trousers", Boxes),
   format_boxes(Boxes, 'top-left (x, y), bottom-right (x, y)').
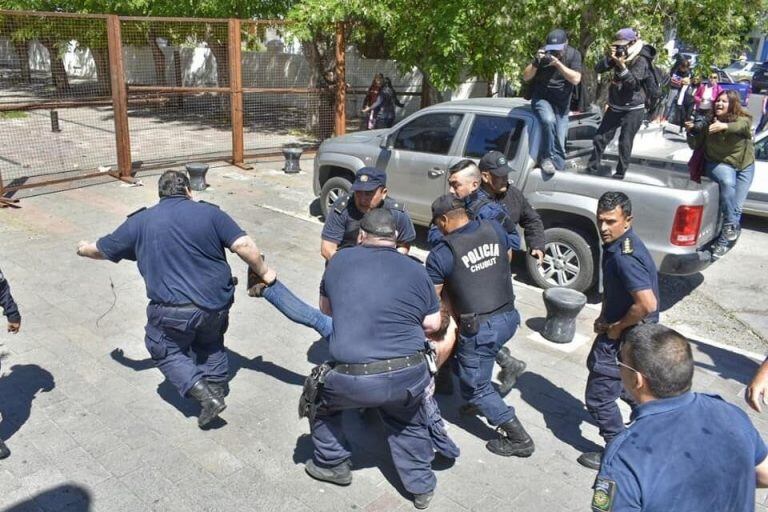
top-left (144, 303), bottom-right (230, 397)
top-left (585, 334), bottom-right (636, 443)
top-left (312, 363), bottom-right (436, 495)
top-left (455, 309), bottom-right (520, 426)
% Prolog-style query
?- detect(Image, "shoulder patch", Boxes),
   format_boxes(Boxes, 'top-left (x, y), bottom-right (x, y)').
top-left (591, 478), bottom-right (617, 512)
top-left (199, 200), bottom-right (220, 209)
top-left (385, 196), bottom-right (405, 211)
top-left (127, 206), bottom-right (147, 218)
top-left (333, 193), bottom-right (350, 214)
top-left (621, 237), bottom-right (633, 255)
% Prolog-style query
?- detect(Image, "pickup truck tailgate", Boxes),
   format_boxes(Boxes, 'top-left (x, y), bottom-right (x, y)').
top-left (696, 180), bottom-right (720, 248)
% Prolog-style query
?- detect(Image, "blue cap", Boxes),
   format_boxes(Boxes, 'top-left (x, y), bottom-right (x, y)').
top-left (351, 167), bottom-right (386, 192)
top-left (544, 29), bottom-right (567, 51)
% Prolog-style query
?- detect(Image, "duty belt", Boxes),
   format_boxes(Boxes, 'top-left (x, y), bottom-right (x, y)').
top-left (333, 353), bottom-right (425, 376)
top-left (476, 301), bottom-right (516, 324)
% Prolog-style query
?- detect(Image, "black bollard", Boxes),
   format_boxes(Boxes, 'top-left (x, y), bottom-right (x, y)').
top-left (185, 163), bottom-right (209, 191)
top-left (541, 287), bottom-right (587, 344)
top-left (50, 110), bottom-right (61, 132)
top-left (282, 145), bottom-right (303, 174)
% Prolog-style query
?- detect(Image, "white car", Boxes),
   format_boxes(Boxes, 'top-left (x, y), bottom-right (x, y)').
top-left (723, 60), bottom-right (762, 83)
top-left (667, 130), bottom-right (768, 218)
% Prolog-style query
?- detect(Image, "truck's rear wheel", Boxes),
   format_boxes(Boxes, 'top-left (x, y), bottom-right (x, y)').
top-left (526, 227), bottom-right (597, 292)
top-left (320, 176), bottom-right (353, 218)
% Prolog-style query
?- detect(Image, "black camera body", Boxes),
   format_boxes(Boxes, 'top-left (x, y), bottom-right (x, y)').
top-left (613, 45), bottom-right (628, 58)
top-left (537, 49), bottom-right (562, 67)
top-left (688, 111), bottom-right (712, 135)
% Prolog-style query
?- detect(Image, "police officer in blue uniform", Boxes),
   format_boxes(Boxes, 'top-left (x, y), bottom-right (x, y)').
top-left (77, 170), bottom-right (276, 428)
top-left (307, 208), bottom-right (442, 509)
top-left (592, 323), bottom-right (768, 511)
top-left (579, 191), bottom-right (659, 470)
top-left (0, 267), bottom-right (21, 459)
top-left (426, 195), bottom-right (535, 457)
top-left (321, 167), bottom-right (415, 261)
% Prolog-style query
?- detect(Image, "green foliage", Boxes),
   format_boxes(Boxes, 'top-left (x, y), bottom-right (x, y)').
top-left (0, 111), bottom-right (29, 120)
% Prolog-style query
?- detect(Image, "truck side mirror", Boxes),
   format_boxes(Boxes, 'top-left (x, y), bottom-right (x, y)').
top-left (380, 133), bottom-right (395, 150)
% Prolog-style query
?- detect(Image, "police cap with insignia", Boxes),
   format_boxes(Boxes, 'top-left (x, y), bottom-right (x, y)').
top-left (478, 151), bottom-right (513, 177)
top-left (431, 194), bottom-right (466, 220)
top-left (351, 167), bottom-right (386, 192)
top-left (360, 208), bottom-right (397, 237)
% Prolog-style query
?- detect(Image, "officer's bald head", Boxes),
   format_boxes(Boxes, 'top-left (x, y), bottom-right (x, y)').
top-left (622, 324), bottom-right (694, 399)
top-left (158, 171), bottom-right (191, 198)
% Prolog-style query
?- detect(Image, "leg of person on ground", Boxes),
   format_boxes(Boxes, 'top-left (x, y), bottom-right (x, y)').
top-left (192, 310), bottom-right (230, 400)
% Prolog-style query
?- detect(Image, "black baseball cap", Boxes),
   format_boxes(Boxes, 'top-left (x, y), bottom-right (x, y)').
top-left (431, 194), bottom-right (466, 220)
top-left (545, 29), bottom-right (567, 51)
top-left (360, 208), bottom-right (396, 237)
top-left (351, 167), bottom-right (386, 192)
top-left (478, 151), bottom-right (513, 177)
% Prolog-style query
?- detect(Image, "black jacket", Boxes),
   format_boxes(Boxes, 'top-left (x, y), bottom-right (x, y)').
top-left (596, 44), bottom-right (657, 110)
top-left (474, 187), bottom-right (546, 252)
top-left (0, 268), bottom-right (20, 323)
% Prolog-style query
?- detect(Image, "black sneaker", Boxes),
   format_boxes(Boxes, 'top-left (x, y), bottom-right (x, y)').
top-left (723, 224), bottom-right (739, 242)
top-left (305, 458), bottom-right (352, 486)
top-left (414, 491), bottom-right (434, 509)
top-left (0, 439), bottom-right (10, 460)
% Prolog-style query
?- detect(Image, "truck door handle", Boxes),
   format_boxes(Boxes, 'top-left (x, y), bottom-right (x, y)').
top-left (428, 168), bottom-right (445, 178)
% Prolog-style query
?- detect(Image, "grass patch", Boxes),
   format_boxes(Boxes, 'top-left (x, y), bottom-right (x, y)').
top-left (0, 111), bottom-right (29, 120)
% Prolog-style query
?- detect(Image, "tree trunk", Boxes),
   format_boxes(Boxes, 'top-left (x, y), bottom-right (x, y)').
top-left (172, 48), bottom-right (184, 109)
top-left (14, 40), bottom-right (31, 83)
top-left (148, 30), bottom-right (167, 87)
top-left (91, 47), bottom-right (111, 96)
top-left (420, 73), bottom-right (441, 108)
top-left (302, 37), bottom-right (330, 135)
top-left (209, 42), bottom-right (230, 114)
top-left (40, 38), bottom-right (70, 94)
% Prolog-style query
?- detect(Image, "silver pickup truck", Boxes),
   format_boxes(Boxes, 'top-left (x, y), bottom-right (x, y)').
top-left (312, 98), bottom-right (719, 292)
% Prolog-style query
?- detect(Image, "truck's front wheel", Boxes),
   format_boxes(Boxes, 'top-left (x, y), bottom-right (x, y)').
top-left (525, 227), bottom-right (597, 293)
top-left (320, 176), bottom-right (353, 218)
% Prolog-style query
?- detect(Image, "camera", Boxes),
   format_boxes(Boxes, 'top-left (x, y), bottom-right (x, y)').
top-left (613, 45), bottom-right (628, 58)
top-left (537, 50), bottom-right (561, 67)
top-left (687, 111), bottom-right (711, 135)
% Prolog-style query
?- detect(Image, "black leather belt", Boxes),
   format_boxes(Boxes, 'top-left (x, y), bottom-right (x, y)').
top-left (476, 301), bottom-right (516, 324)
top-left (333, 353), bottom-right (425, 376)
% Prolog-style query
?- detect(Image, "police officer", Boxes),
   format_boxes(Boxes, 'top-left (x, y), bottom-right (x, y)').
top-left (592, 324), bottom-right (768, 511)
top-left (0, 266), bottom-right (21, 459)
top-left (307, 208), bottom-right (442, 509)
top-left (321, 167), bottom-right (415, 261)
top-left (579, 191), bottom-right (659, 470)
top-left (426, 194), bottom-right (535, 457)
top-left (76, 170), bottom-right (276, 428)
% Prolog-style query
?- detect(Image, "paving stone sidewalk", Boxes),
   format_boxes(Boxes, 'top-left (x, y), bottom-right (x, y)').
top-left (0, 160), bottom-right (766, 511)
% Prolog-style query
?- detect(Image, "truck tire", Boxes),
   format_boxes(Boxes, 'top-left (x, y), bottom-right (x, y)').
top-left (525, 227), bottom-right (597, 293)
top-left (320, 176), bottom-right (353, 218)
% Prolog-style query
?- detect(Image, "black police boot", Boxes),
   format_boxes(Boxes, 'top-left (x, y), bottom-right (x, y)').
top-left (0, 438), bottom-right (10, 460)
top-left (486, 417), bottom-right (535, 457)
top-left (208, 380), bottom-right (229, 400)
top-left (496, 347), bottom-right (526, 396)
top-left (305, 458), bottom-right (352, 486)
top-left (577, 451), bottom-right (603, 470)
top-left (187, 379), bottom-right (226, 428)
top-left (434, 364), bottom-right (454, 396)
top-left (413, 491), bottom-right (434, 509)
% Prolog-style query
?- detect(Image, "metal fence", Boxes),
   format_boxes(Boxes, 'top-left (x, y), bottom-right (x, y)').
top-left (0, 11), bottom-right (364, 202)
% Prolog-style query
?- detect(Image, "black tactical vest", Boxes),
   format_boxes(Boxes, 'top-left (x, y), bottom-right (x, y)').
top-left (337, 196), bottom-right (404, 249)
top-left (444, 221), bottom-right (515, 316)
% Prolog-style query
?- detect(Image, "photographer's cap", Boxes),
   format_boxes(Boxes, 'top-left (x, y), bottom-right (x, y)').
top-left (360, 208), bottom-right (396, 237)
top-left (613, 28), bottom-right (637, 46)
top-left (351, 167), bottom-right (386, 192)
top-left (544, 29), bottom-right (567, 51)
top-left (479, 151), bottom-right (513, 177)
top-left (431, 194), bottom-right (466, 220)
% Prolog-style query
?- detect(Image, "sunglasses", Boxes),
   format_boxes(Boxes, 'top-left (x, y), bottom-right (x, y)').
top-left (617, 360), bottom-right (642, 374)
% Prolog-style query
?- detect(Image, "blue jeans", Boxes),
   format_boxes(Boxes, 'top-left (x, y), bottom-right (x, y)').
top-left (706, 160), bottom-right (755, 235)
top-left (455, 309), bottom-right (520, 426)
top-left (262, 280), bottom-right (333, 338)
top-left (532, 98), bottom-right (569, 170)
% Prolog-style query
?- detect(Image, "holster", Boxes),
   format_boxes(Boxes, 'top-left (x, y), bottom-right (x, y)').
top-left (298, 362), bottom-right (333, 424)
top-left (459, 313), bottom-right (479, 337)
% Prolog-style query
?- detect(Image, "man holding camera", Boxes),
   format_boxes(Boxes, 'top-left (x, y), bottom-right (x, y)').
top-left (588, 28), bottom-right (657, 179)
top-left (523, 29), bottom-right (582, 174)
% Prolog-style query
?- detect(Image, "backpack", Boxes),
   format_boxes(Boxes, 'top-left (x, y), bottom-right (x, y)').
top-left (643, 56), bottom-right (665, 112)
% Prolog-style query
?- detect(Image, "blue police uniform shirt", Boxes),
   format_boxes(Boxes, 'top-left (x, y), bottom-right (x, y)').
top-left (426, 220), bottom-right (511, 285)
top-left (595, 392), bottom-right (768, 512)
top-left (96, 197), bottom-right (246, 310)
top-left (601, 228), bottom-right (659, 324)
top-left (320, 245), bottom-right (439, 364)
top-left (426, 190), bottom-right (521, 250)
top-left (321, 196), bottom-right (416, 245)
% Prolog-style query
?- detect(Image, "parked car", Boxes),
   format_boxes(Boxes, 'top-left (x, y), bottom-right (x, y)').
top-left (313, 98), bottom-right (720, 292)
top-left (723, 60), bottom-right (762, 83)
top-left (713, 67), bottom-right (752, 106)
top-left (666, 129), bottom-right (768, 218)
top-left (751, 64), bottom-right (768, 93)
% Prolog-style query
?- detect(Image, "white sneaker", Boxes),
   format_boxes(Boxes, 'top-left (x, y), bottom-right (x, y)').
top-left (541, 159), bottom-right (556, 175)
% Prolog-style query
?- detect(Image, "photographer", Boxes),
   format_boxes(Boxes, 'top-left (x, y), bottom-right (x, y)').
top-left (522, 29), bottom-right (582, 174)
top-left (587, 28), bottom-right (658, 179)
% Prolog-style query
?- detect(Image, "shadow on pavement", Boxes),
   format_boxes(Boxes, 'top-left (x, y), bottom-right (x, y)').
top-left (658, 273), bottom-right (705, 312)
top-left (689, 338), bottom-right (761, 386)
top-left (110, 347), bottom-right (305, 418)
top-left (2, 484), bottom-right (91, 512)
top-left (516, 372), bottom-right (602, 453)
top-left (0, 361), bottom-right (55, 443)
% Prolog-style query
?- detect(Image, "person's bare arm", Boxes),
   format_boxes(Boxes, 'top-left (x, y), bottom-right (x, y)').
top-left (230, 235), bottom-right (276, 284)
top-left (606, 289), bottom-right (658, 340)
top-left (550, 56), bottom-right (582, 85)
top-left (523, 62), bottom-right (538, 82)
top-left (756, 456), bottom-right (768, 487)
top-left (747, 359), bottom-right (768, 412)
top-left (422, 310), bottom-right (442, 334)
top-left (319, 294), bottom-right (332, 316)
top-left (321, 240), bottom-right (338, 261)
top-left (76, 241), bottom-right (105, 260)
top-left (396, 242), bottom-right (411, 255)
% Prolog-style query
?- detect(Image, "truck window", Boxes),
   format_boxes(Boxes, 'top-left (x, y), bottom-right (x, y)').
top-left (463, 115), bottom-right (523, 159)
top-left (393, 113), bottom-right (464, 155)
